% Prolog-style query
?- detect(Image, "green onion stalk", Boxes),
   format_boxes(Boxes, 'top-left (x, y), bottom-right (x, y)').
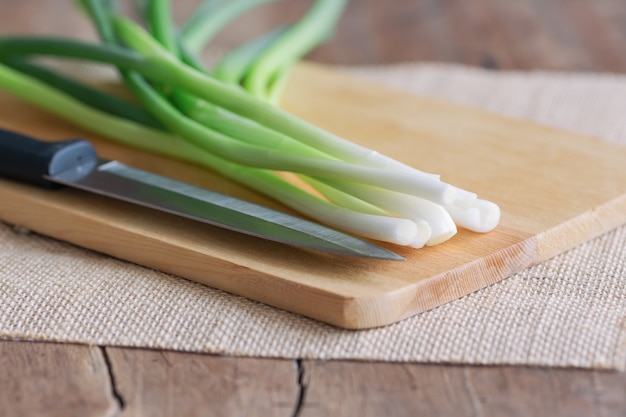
top-left (0, 61), bottom-right (422, 245)
top-left (0, 32), bottom-right (460, 201)
top-left (0, 0), bottom-right (500, 247)
top-left (180, 0), bottom-right (280, 55)
top-left (239, 0), bottom-right (349, 103)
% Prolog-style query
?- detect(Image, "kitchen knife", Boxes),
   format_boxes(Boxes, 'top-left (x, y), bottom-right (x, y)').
top-left (0, 128), bottom-right (403, 260)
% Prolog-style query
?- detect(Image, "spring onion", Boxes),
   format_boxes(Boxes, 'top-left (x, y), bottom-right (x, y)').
top-left (0, 0), bottom-right (501, 249)
top-left (180, 0), bottom-right (280, 55)
top-left (238, 0), bottom-right (349, 103)
top-left (0, 62), bottom-right (418, 245)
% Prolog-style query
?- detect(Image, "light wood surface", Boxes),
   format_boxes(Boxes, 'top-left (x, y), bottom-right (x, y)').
top-left (2, 1), bottom-right (626, 416)
top-left (1, 63), bottom-right (625, 328)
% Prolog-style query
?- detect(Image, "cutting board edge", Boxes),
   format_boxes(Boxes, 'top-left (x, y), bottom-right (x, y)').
top-left (336, 233), bottom-right (539, 329)
top-left (535, 193), bottom-right (626, 261)
top-left (2, 176), bottom-right (625, 329)
top-left (0, 179), bottom-right (416, 329)
top-left (0, 177), bottom-right (537, 329)
top-left (0, 181), bottom-right (345, 325)
top-left (330, 190), bottom-right (626, 328)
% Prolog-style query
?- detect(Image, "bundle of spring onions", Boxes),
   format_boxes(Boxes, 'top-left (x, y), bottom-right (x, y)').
top-left (0, 0), bottom-right (500, 248)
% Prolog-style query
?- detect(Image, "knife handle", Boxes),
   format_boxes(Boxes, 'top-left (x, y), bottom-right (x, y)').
top-left (0, 128), bottom-right (98, 187)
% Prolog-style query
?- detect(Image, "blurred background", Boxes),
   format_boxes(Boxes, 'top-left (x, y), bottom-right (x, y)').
top-left (1, 0), bottom-right (625, 72)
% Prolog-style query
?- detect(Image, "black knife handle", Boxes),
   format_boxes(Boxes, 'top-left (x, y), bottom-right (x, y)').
top-left (0, 128), bottom-right (98, 187)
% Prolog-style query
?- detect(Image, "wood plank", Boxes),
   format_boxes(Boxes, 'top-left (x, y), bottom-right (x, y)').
top-left (3, 341), bottom-right (626, 417)
top-left (104, 347), bottom-right (298, 417)
top-left (0, 341), bottom-right (118, 417)
top-left (300, 361), bottom-right (626, 417)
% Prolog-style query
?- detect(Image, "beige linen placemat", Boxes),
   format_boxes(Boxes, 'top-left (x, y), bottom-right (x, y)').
top-left (1, 64), bottom-right (625, 369)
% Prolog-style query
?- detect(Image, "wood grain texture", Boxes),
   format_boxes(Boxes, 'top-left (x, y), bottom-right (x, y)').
top-left (300, 360), bottom-right (626, 417)
top-left (4, 340), bottom-right (626, 417)
top-left (105, 348), bottom-right (298, 417)
top-left (0, 341), bottom-right (118, 417)
top-left (0, 63), bottom-right (625, 329)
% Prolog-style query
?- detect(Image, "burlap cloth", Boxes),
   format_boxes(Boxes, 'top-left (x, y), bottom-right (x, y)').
top-left (1, 64), bottom-right (625, 369)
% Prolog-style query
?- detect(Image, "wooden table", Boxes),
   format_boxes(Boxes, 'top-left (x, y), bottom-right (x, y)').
top-left (2, 1), bottom-right (626, 416)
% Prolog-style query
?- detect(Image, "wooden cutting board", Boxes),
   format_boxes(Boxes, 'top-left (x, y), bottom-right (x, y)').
top-left (1, 63), bottom-right (625, 329)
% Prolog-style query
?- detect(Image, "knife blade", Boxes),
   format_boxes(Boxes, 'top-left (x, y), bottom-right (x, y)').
top-left (0, 128), bottom-right (403, 260)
